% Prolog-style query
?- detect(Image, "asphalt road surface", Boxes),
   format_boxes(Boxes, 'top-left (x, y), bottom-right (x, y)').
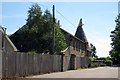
top-left (29, 67), bottom-right (118, 78)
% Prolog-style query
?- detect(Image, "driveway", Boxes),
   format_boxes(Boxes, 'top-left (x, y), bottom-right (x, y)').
top-left (28, 67), bottom-right (118, 78)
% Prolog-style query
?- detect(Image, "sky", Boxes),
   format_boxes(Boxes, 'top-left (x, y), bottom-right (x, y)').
top-left (1, 2), bottom-right (118, 57)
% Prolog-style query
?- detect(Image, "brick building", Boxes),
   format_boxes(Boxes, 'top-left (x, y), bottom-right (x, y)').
top-left (60, 19), bottom-right (91, 57)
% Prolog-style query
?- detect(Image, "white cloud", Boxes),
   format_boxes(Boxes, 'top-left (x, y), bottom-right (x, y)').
top-left (88, 38), bottom-right (111, 57)
top-left (83, 23), bottom-right (114, 58)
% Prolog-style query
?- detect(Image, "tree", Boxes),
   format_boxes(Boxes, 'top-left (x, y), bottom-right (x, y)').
top-left (110, 14), bottom-right (120, 64)
top-left (90, 43), bottom-right (98, 58)
top-left (10, 3), bottom-right (66, 54)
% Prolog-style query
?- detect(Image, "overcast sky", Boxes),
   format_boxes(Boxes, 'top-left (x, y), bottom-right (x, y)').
top-left (1, 2), bottom-right (118, 57)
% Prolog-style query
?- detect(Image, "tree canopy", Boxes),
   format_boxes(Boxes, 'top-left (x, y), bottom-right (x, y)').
top-left (10, 3), bottom-right (67, 54)
top-left (90, 43), bottom-right (98, 58)
top-left (110, 14), bottom-right (120, 64)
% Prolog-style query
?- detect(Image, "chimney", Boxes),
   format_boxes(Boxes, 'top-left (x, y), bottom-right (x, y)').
top-left (58, 20), bottom-right (60, 27)
top-left (78, 18), bottom-right (84, 27)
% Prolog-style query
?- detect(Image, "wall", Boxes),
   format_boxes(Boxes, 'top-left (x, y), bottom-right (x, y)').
top-left (0, 30), bottom-right (17, 51)
top-left (5, 37), bottom-right (15, 51)
top-left (0, 31), bottom-right (2, 50)
top-left (61, 28), bottom-right (86, 57)
top-left (69, 46), bottom-right (85, 57)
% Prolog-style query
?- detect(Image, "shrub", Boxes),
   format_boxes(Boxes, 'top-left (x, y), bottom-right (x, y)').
top-left (89, 57), bottom-right (98, 68)
top-left (105, 60), bottom-right (113, 66)
top-left (100, 64), bottom-right (106, 67)
top-left (89, 63), bottom-right (100, 68)
top-left (89, 57), bottom-right (96, 61)
top-left (28, 49), bottom-right (37, 54)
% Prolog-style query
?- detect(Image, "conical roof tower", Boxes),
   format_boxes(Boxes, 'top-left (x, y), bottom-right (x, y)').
top-left (75, 18), bottom-right (88, 43)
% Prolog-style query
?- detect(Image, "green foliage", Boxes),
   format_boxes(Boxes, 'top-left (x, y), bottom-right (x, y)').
top-left (28, 49), bottom-right (37, 54)
top-left (105, 60), bottom-right (113, 66)
top-left (7, 34), bottom-right (12, 37)
top-left (96, 57), bottom-right (106, 60)
top-left (105, 56), bottom-right (111, 61)
top-left (110, 14), bottom-right (120, 64)
top-left (100, 64), bottom-right (106, 67)
top-left (89, 57), bottom-right (96, 61)
top-left (10, 3), bottom-right (66, 54)
top-left (89, 63), bottom-right (100, 68)
top-left (90, 43), bottom-right (98, 58)
top-left (89, 57), bottom-right (96, 68)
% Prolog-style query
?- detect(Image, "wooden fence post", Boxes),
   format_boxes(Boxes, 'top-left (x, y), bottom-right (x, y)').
top-left (71, 54), bottom-right (76, 70)
top-left (61, 53), bottom-right (65, 72)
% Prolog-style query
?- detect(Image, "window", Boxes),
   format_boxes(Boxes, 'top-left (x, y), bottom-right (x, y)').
top-left (79, 43), bottom-right (80, 52)
top-left (73, 40), bottom-right (75, 50)
top-left (76, 41), bottom-right (78, 51)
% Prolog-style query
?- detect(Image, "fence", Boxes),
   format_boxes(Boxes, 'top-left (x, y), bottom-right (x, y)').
top-left (64, 56), bottom-right (71, 70)
top-left (1, 51), bottom-right (90, 78)
top-left (0, 50), bottom-right (2, 79)
top-left (76, 56), bottom-right (90, 68)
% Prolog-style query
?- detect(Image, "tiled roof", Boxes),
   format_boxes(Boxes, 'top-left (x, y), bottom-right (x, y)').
top-left (75, 18), bottom-right (91, 52)
top-left (60, 28), bottom-right (85, 43)
top-left (75, 18), bottom-right (88, 43)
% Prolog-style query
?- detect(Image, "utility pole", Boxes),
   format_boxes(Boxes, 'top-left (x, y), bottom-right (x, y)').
top-left (52, 5), bottom-right (55, 54)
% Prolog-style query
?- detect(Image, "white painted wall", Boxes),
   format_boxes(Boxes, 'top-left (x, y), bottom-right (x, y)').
top-left (5, 36), bottom-right (15, 51)
top-left (0, 28), bottom-right (17, 51)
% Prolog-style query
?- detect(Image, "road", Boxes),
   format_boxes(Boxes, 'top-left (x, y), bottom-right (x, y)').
top-left (28, 67), bottom-right (118, 78)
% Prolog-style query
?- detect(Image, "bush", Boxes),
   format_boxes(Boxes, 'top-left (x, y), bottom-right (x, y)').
top-left (89, 57), bottom-right (96, 61)
top-left (105, 60), bottom-right (113, 66)
top-left (100, 64), bottom-right (106, 67)
top-left (88, 57), bottom-right (99, 68)
top-left (28, 49), bottom-right (37, 54)
top-left (89, 63), bottom-right (100, 68)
